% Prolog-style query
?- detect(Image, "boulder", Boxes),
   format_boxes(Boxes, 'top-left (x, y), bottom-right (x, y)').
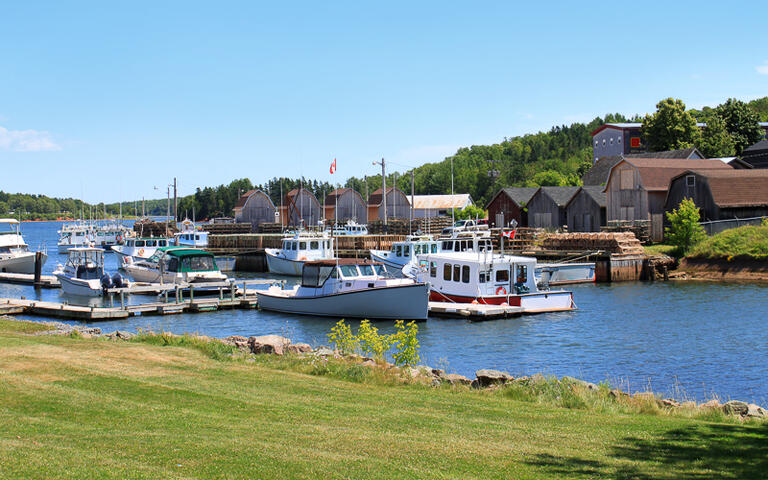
top-left (701, 399), bottom-right (721, 409)
top-left (609, 389), bottom-right (629, 399)
top-left (113, 330), bottom-right (132, 340)
top-left (431, 368), bottom-right (445, 378)
top-left (562, 376), bottom-right (598, 391)
top-left (286, 343), bottom-right (312, 355)
top-left (361, 359), bottom-right (377, 368)
top-left (248, 335), bottom-right (291, 355)
top-left (442, 373), bottom-right (471, 385)
top-left (223, 335), bottom-right (248, 345)
top-left (747, 404), bottom-right (766, 418)
top-left (475, 369), bottom-right (513, 387)
top-left (722, 400), bottom-right (749, 416)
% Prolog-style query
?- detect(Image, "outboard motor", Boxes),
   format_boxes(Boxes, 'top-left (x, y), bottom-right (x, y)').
top-left (112, 272), bottom-right (125, 288)
top-left (101, 274), bottom-right (112, 293)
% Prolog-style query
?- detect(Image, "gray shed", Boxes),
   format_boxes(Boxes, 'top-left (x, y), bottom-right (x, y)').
top-left (368, 187), bottom-right (411, 220)
top-left (566, 186), bottom-right (606, 232)
top-left (233, 189), bottom-right (277, 232)
top-left (527, 186), bottom-right (580, 230)
top-left (284, 188), bottom-right (322, 227)
top-left (324, 188), bottom-right (367, 224)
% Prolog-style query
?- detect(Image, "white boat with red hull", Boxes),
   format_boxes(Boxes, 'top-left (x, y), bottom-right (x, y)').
top-left (409, 251), bottom-right (574, 313)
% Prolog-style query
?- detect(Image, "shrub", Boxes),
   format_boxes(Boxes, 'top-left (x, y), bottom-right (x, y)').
top-left (391, 320), bottom-right (420, 367)
top-left (665, 198), bottom-right (706, 256)
top-left (327, 320), bottom-right (359, 355)
top-left (357, 320), bottom-right (393, 360)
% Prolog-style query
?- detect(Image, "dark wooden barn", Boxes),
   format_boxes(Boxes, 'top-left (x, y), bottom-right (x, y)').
top-left (665, 169), bottom-right (768, 221)
top-left (233, 189), bottom-right (276, 232)
top-left (282, 188), bottom-right (322, 227)
top-left (605, 158), bottom-right (730, 241)
top-left (367, 187), bottom-right (410, 221)
top-left (485, 187), bottom-right (538, 228)
top-left (324, 188), bottom-right (367, 224)
top-left (582, 148), bottom-right (703, 186)
top-left (566, 186), bottom-right (606, 232)
top-left (526, 186), bottom-right (580, 230)
top-left (740, 139), bottom-right (768, 169)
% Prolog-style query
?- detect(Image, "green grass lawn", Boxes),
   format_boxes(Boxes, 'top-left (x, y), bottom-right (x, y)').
top-left (689, 224), bottom-right (768, 260)
top-left (643, 243), bottom-right (676, 257)
top-left (0, 319), bottom-right (766, 479)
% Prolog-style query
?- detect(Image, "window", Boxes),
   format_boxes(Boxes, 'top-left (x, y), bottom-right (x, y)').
top-left (340, 265), bottom-right (358, 277)
top-left (516, 265), bottom-right (528, 284)
top-left (462, 265), bottom-right (470, 283)
top-left (299, 242), bottom-right (306, 250)
top-left (146, 240), bottom-right (156, 247)
top-left (453, 264), bottom-right (460, 282)
top-left (430, 261), bottom-right (437, 278)
top-left (686, 175), bottom-right (695, 187)
top-left (618, 137), bottom-right (621, 144)
top-left (453, 241), bottom-right (460, 252)
top-left (610, 138), bottom-right (613, 145)
top-left (159, 240), bottom-right (167, 246)
top-left (602, 139), bottom-right (606, 145)
top-left (403, 246), bottom-right (410, 257)
top-left (395, 245), bottom-right (402, 256)
top-left (431, 243), bottom-right (438, 253)
top-left (135, 240), bottom-right (145, 247)
top-left (374, 264), bottom-right (387, 276)
top-left (443, 263), bottom-right (452, 281)
top-left (479, 271), bottom-right (490, 283)
top-left (496, 269), bottom-right (509, 282)
top-left (310, 241), bottom-right (319, 249)
top-left (359, 265), bottom-right (374, 276)
top-left (442, 241), bottom-right (451, 250)
top-left (594, 140), bottom-right (598, 147)
top-left (620, 169), bottom-right (634, 190)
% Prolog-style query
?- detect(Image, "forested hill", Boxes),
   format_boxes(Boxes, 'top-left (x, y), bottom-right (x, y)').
top-left (3, 97), bottom-right (766, 220)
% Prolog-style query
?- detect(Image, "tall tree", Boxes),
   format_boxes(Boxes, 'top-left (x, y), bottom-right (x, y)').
top-left (698, 115), bottom-right (736, 158)
top-left (641, 98), bottom-right (701, 152)
top-left (713, 98), bottom-right (763, 154)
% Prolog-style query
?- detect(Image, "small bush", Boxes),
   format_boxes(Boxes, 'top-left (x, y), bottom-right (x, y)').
top-left (391, 320), bottom-right (420, 367)
top-left (357, 320), bottom-right (393, 360)
top-left (665, 198), bottom-right (706, 256)
top-left (327, 320), bottom-right (359, 355)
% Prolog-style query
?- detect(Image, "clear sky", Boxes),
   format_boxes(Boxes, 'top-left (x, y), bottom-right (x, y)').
top-left (1, 1), bottom-right (766, 202)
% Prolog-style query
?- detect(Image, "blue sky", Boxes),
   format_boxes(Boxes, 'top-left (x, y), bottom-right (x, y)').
top-left (1, 1), bottom-right (766, 202)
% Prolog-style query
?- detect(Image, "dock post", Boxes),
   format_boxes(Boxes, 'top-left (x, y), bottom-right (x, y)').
top-left (33, 251), bottom-right (43, 288)
top-left (189, 286), bottom-right (194, 304)
top-left (219, 287), bottom-right (223, 301)
top-left (120, 291), bottom-right (125, 309)
top-left (231, 282), bottom-right (236, 301)
top-left (164, 289), bottom-right (169, 304)
top-left (110, 293), bottom-right (114, 308)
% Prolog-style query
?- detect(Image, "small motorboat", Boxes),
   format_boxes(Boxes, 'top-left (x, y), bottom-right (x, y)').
top-left (369, 235), bottom-right (440, 271)
top-left (264, 231), bottom-right (334, 276)
top-left (123, 247), bottom-right (228, 285)
top-left (409, 251), bottom-right (574, 313)
top-left (112, 237), bottom-right (173, 268)
top-left (256, 259), bottom-right (429, 320)
top-left (53, 247), bottom-right (126, 297)
top-left (57, 221), bottom-right (95, 253)
top-left (0, 218), bottom-right (47, 274)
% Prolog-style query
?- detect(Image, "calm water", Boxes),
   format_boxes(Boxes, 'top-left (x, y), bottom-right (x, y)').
top-left (5, 221), bottom-right (768, 404)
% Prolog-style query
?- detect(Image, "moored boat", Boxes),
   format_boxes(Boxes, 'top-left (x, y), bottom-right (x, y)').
top-left (536, 262), bottom-right (595, 286)
top-left (256, 259), bottom-right (428, 320)
top-left (411, 251), bottom-right (574, 313)
top-left (369, 235), bottom-right (440, 270)
top-left (53, 247), bottom-right (126, 297)
top-left (112, 237), bottom-right (173, 268)
top-left (264, 231), bottom-right (334, 276)
top-left (122, 247), bottom-right (228, 285)
top-left (0, 219), bottom-right (47, 274)
top-left (57, 221), bottom-right (95, 253)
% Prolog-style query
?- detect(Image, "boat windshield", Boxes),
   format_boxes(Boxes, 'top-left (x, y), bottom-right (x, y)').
top-left (179, 255), bottom-right (216, 272)
top-left (358, 265), bottom-right (375, 276)
top-left (301, 264), bottom-right (336, 287)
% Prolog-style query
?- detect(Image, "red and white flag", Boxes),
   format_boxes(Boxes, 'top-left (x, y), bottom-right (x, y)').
top-left (330, 158), bottom-right (337, 174)
top-left (502, 229), bottom-right (516, 239)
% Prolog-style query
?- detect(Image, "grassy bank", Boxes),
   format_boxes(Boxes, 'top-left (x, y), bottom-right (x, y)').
top-left (689, 224), bottom-right (768, 260)
top-left (1, 320), bottom-right (766, 479)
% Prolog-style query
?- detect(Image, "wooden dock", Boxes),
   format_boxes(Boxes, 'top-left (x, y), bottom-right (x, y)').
top-left (428, 301), bottom-right (523, 320)
top-left (0, 272), bottom-right (60, 288)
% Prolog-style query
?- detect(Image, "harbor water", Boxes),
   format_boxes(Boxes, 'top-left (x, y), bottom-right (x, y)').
top-left (4, 221), bottom-right (768, 405)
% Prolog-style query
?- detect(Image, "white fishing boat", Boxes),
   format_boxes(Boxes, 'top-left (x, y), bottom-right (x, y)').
top-left (112, 237), bottom-right (174, 268)
top-left (331, 220), bottom-right (368, 236)
top-left (409, 251), bottom-right (574, 313)
top-left (264, 232), bottom-right (334, 276)
top-left (92, 221), bottom-right (132, 250)
top-left (369, 235), bottom-right (441, 270)
top-left (0, 219), bottom-right (47, 274)
top-left (57, 221), bottom-right (95, 253)
top-left (256, 259), bottom-right (429, 320)
top-left (536, 262), bottom-right (596, 286)
top-left (53, 247), bottom-right (127, 297)
top-left (174, 218), bottom-right (208, 247)
top-left (123, 247), bottom-right (228, 285)
top-left (437, 230), bottom-right (494, 254)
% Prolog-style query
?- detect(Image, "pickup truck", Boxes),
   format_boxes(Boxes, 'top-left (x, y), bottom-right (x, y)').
top-left (441, 219), bottom-right (489, 236)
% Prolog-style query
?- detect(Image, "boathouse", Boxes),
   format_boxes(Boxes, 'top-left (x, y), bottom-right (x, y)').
top-left (367, 187), bottom-right (410, 221)
top-left (566, 186), bottom-right (607, 232)
top-left (282, 188), bottom-right (322, 227)
top-left (604, 158), bottom-right (731, 241)
top-left (323, 188), bottom-right (367, 224)
top-left (411, 194), bottom-right (473, 218)
top-left (526, 187), bottom-right (580, 230)
top-left (485, 187), bottom-right (538, 228)
top-left (233, 189), bottom-right (276, 232)
top-left (740, 139), bottom-right (768, 169)
top-left (582, 148), bottom-right (704, 186)
top-left (665, 169), bottom-right (768, 222)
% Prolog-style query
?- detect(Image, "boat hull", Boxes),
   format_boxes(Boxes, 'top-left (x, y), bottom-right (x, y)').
top-left (429, 289), bottom-right (574, 313)
top-left (265, 250), bottom-right (305, 276)
top-left (0, 252), bottom-right (46, 274)
top-left (536, 263), bottom-right (595, 285)
top-left (257, 283), bottom-right (429, 320)
top-left (55, 274), bottom-right (103, 297)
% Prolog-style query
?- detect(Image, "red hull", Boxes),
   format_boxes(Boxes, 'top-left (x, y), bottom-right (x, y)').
top-left (429, 290), bottom-right (522, 306)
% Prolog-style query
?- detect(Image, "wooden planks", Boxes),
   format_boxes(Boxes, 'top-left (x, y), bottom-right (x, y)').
top-left (0, 272), bottom-right (60, 288)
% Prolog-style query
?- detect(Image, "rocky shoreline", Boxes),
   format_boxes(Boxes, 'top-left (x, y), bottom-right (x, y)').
top-left (13, 318), bottom-right (767, 421)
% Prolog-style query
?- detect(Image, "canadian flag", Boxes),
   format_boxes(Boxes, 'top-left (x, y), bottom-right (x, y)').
top-left (330, 158), bottom-right (337, 174)
top-left (502, 229), bottom-right (516, 239)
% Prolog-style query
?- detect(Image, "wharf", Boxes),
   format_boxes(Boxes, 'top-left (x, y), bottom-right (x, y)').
top-left (0, 272), bottom-right (60, 288)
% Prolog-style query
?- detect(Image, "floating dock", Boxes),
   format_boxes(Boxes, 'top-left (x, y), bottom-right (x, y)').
top-left (0, 272), bottom-right (60, 288)
top-left (427, 301), bottom-right (523, 320)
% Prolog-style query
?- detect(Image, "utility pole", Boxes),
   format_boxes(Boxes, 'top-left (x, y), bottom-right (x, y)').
top-left (166, 185), bottom-right (171, 236)
top-left (173, 177), bottom-right (177, 221)
top-left (410, 169), bottom-right (415, 233)
top-left (451, 156), bottom-right (455, 223)
top-left (372, 158), bottom-right (387, 231)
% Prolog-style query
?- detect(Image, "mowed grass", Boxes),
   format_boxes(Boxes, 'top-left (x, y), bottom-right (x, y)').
top-left (0, 320), bottom-right (766, 479)
top-left (689, 224), bottom-right (768, 260)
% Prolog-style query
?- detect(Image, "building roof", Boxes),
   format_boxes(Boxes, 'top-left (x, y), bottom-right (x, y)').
top-left (410, 194), bottom-right (473, 210)
top-left (672, 169), bottom-right (768, 207)
top-left (590, 123), bottom-right (642, 136)
top-left (324, 188), bottom-right (365, 206)
top-left (616, 158), bottom-right (731, 192)
top-left (234, 189), bottom-right (274, 211)
top-left (626, 147), bottom-right (702, 160)
top-left (486, 187), bottom-right (540, 209)
top-left (582, 156), bottom-right (622, 185)
top-left (538, 186), bottom-right (581, 206)
top-left (368, 187), bottom-right (408, 206)
top-left (573, 186), bottom-right (607, 207)
top-left (742, 139), bottom-right (768, 155)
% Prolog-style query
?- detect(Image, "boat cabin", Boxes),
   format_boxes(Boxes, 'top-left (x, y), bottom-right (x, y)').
top-left (439, 234), bottom-right (493, 254)
top-left (65, 247), bottom-right (106, 280)
top-left (390, 237), bottom-right (439, 261)
top-left (146, 247), bottom-right (219, 273)
top-left (419, 252), bottom-right (538, 299)
top-left (0, 219), bottom-right (27, 252)
top-left (125, 238), bottom-right (171, 248)
top-left (299, 259), bottom-right (398, 295)
top-left (175, 231), bottom-right (208, 247)
top-left (279, 235), bottom-right (333, 260)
